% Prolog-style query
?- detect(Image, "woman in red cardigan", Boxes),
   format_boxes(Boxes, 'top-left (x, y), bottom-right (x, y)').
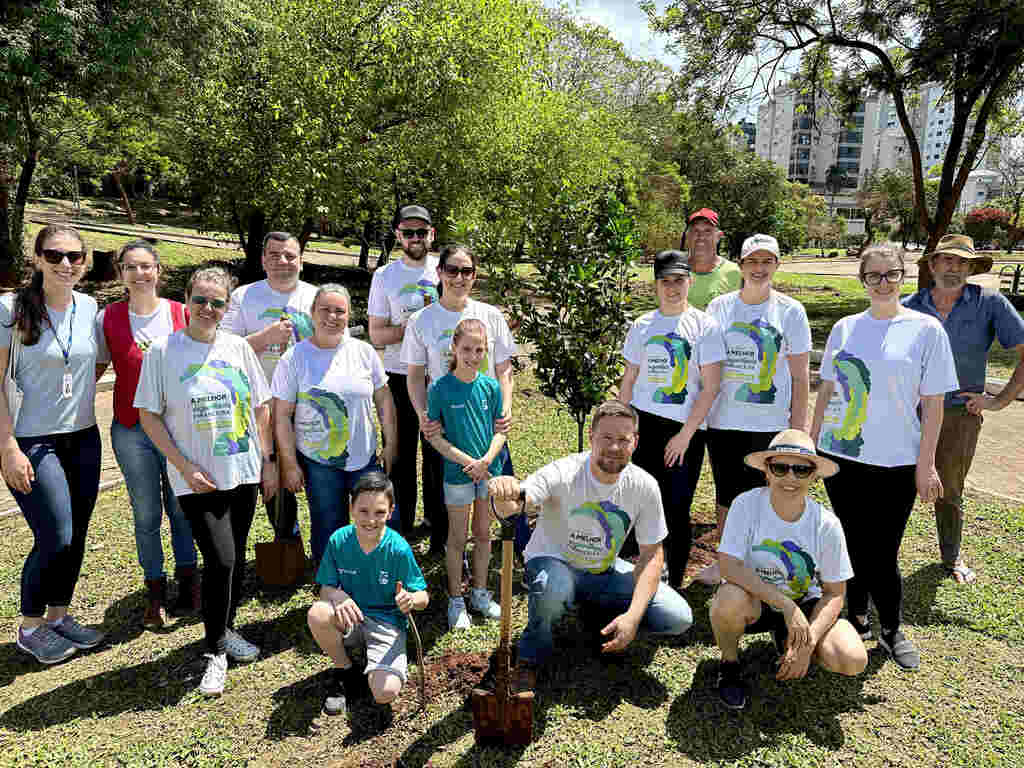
top-left (95, 240), bottom-right (198, 628)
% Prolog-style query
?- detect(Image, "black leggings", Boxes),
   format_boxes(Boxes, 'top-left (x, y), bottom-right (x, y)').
top-left (823, 455), bottom-right (916, 632)
top-left (178, 484), bottom-right (258, 654)
top-left (387, 373), bottom-right (442, 534)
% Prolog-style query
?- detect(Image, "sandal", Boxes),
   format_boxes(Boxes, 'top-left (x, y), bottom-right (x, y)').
top-left (946, 562), bottom-right (976, 585)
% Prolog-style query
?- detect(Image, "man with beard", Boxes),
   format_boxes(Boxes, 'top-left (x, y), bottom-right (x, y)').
top-left (367, 205), bottom-right (440, 536)
top-left (223, 232), bottom-right (317, 543)
top-left (489, 401), bottom-right (693, 685)
top-left (903, 234), bottom-right (1024, 585)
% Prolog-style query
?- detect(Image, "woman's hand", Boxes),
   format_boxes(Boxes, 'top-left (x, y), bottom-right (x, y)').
top-left (380, 443), bottom-right (395, 475)
top-left (180, 461), bottom-right (217, 494)
top-left (281, 460), bottom-right (305, 493)
top-left (1, 447), bottom-right (34, 494)
top-left (261, 459), bottom-right (280, 501)
top-left (664, 431), bottom-right (692, 467)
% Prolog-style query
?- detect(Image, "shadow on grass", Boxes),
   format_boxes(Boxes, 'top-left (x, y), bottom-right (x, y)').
top-left (665, 646), bottom-right (886, 761)
top-left (902, 562), bottom-right (977, 634)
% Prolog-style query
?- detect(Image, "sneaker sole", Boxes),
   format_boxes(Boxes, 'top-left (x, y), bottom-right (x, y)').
top-left (16, 637), bottom-right (77, 665)
top-left (226, 649), bottom-right (260, 663)
top-left (200, 686), bottom-right (224, 697)
top-left (877, 638), bottom-right (920, 672)
top-left (57, 633), bottom-right (105, 650)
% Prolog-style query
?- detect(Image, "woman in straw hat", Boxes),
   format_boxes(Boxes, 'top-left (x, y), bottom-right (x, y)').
top-left (810, 246), bottom-right (958, 672)
top-left (711, 429), bottom-right (866, 711)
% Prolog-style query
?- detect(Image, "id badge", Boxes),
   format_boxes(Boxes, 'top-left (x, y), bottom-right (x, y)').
top-left (61, 371), bottom-right (73, 400)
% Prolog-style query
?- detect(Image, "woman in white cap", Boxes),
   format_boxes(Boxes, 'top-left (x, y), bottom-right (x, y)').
top-left (700, 233), bottom-right (812, 584)
top-left (618, 249), bottom-right (725, 587)
top-left (711, 429), bottom-right (866, 711)
top-left (811, 246), bottom-right (958, 671)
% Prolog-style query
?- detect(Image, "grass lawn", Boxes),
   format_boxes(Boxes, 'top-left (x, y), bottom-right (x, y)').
top-left (1, 365), bottom-right (1022, 767)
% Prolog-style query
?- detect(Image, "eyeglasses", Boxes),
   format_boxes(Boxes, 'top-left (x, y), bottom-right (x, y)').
top-left (121, 263), bottom-right (157, 273)
top-left (41, 249), bottom-right (86, 265)
top-left (766, 460), bottom-right (815, 479)
top-left (399, 228), bottom-right (430, 240)
top-left (190, 295), bottom-right (227, 309)
top-left (442, 264), bottom-right (476, 278)
top-left (862, 269), bottom-right (904, 286)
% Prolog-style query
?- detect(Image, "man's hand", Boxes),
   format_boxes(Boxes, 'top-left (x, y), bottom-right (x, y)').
top-left (782, 600), bottom-right (812, 651)
top-left (334, 597), bottom-right (364, 633)
top-left (599, 612), bottom-right (641, 653)
top-left (261, 318), bottom-right (294, 349)
top-left (180, 461), bottom-right (217, 493)
top-left (916, 462), bottom-right (943, 503)
top-left (776, 638), bottom-right (814, 681)
top-left (960, 391), bottom-right (998, 414)
top-left (487, 476), bottom-right (522, 518)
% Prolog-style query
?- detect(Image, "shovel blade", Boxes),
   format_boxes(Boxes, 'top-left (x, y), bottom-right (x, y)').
top-left (470, 688), bottom-right (535, 746)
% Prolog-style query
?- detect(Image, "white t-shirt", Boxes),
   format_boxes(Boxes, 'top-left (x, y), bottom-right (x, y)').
top-left (134, 330), bottom-right (271, 495)
top-left (367, 256), bottom-right (439, 374)
top-left (400, 298), bottom-right (517, 382)
top-left (719, 487), bottom-right (853, 603)
top-left (221, 279), bottom-right (318, 383)
top-left (271, 338), bottom-right (388, 471)
top-left (522, 452), bottom-right (668, 574)
top-left (95, 300), bottom-right (176, 363)
top-left (706, 290), bottom-right (812, 431)
top-left (621, 307), bottom-right (726, 423)
top-left (818, 309), bottom-right (958, 467)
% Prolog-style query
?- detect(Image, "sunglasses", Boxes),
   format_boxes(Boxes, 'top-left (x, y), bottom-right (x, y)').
top-left (41, 249), bottom-right (86, 265)
top-left (766, 460), bottom-right (815, 479)
top-left (442, 264), bottom-right (476, 278)
top-left (862, 268), bottom-right (904, 286)
top-left (399, 228), bottom-right (430, 239)
top-left (190, 295), bottom-right (227, 309)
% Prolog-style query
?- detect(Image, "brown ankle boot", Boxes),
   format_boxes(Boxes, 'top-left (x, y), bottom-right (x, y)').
top-left (144, 578), bottom-right (167, 628)
top-left (171, 565), bottom-right (202, 617)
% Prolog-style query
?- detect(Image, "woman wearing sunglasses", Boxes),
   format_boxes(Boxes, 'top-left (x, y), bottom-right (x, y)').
top-left (135, 266), bottom-right (275, 696)
top-left (95, 241), bottom-right (199, 629)
top-left (272, 284), bottom-right (397, 571)
top-left (711, 429), bottom-right (866, 711)
top-left (0, 224), bottom-right (105, 664)
top-left (810, 247), bottom-right (958, 671)
top-left (400, 244), bottom-right (518, 559)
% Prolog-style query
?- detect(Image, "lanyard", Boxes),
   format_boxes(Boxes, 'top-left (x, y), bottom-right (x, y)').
top-left (46, 297), bottom-right (76, 368)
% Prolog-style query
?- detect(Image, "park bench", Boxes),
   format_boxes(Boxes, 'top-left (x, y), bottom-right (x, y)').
top-left (998, 263), bottom-right (1024, 311)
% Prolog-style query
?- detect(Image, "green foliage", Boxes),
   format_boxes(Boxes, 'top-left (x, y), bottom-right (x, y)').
top-left (480, 187), bottom-right (639, 450)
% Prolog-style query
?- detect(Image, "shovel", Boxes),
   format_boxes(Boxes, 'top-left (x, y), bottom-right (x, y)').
top-left (470, 501), bottom-right (535, 746)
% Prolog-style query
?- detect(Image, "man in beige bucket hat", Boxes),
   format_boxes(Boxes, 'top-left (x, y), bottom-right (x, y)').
top-left (904, 234), bottom-right (1024, 585)
top-left (711, 429), bottom-right (866, 710)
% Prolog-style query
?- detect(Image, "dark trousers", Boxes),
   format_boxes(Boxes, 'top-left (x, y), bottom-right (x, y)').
top-left (11, 426), bottom-right (101, 617)
top-left (423, 437), bottom-right (447, 552)
top-left (387, 372), bottom-right (442, 534)
top-left (263, 487), bottom-right (299, 540)
top-left (824, 455), bottom-right (916, 632)
top-left (178, 484), bottom-right (259, 654)
top-left (625, 410), bottom-right (705, 585)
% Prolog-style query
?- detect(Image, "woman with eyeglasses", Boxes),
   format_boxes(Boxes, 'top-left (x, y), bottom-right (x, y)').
top-left (272, 284), bottom-right (397, 571)
top-left (135, 266), bottom-right (275, 696)
top-left (1, 224), bottom-right (105, 664)
top-left (810, 246), bottom-right (958, 671)
top-left (400, 244), bottom-right (518, 558)
top-left (94, 241), bottom-right (199, 629)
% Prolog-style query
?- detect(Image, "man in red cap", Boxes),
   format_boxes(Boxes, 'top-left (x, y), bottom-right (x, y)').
top-left (682, 208), bottom-right (741, 309)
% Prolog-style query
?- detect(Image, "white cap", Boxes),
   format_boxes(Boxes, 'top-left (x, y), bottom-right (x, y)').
top-left (740, 233), bottom-right (780, 261)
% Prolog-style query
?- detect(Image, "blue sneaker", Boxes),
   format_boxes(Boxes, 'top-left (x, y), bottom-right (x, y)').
top-left (50, 616), bottom-right (105, 649)
top-left (17, 625), bottom-right (77, 664)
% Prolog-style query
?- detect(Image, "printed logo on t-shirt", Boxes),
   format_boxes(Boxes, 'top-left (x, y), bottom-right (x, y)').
top-left (645, 333), bottom-right (692, 404)
top-left (438, 328), bottom-right (488, 374)
top-left (378, 570), bottom-right (390, 586)
top-left (751, 538), bottom-right (817, 601)
top-left (295, 387), bottom-right (350, 466)
top-left (821, 350), bottom-right (871, 458)
top-left (564, 500), bottom-right (631, 573)
top-left (182, 360), bottom-right (253, 456)
top-left (259, 306), bottom-right (314, 356)
top-left (726, 319), bottom-right (782, 404)
top-left (398, 281), bottom-right (439, 316)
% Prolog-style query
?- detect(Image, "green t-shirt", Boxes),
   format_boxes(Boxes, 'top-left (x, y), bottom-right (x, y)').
top-left (688, 259), bottom-right (742, 310)
top-left (427, 371), bottom-right (504, 484)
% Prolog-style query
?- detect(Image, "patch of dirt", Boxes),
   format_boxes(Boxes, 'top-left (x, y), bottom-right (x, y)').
top-left (423, 651), bottom-right (491, 700)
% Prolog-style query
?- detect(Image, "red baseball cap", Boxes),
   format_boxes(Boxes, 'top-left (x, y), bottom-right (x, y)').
top-left (688, 208), bottom-right (719, 227)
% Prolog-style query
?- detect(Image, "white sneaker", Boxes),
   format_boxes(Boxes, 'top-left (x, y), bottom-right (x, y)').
top-left (224, 628), bottom-right (260, 662)
top-left (447, 597), bottom-right (471, 630)
top-left (468, 588), bottom-right (501, 620)
top-left (200, 653), bottom-right (227, 696)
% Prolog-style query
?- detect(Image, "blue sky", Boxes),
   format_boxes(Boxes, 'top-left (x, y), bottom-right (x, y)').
top-left (560, 0), bottom-right (679, 66)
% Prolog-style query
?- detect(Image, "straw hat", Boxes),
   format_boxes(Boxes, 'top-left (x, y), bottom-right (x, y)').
top-left (917, 234), bottom-right (993, 276)
top-left (744, 429), bottom-right (839, 478)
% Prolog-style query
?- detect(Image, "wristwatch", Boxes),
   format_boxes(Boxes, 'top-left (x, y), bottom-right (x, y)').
top-left (263, 452), bottom-right (277, 463)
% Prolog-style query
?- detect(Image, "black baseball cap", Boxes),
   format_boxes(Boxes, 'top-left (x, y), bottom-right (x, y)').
top-left (395, 204), bottom-right (432, 226)
top-left (654, 249), bottom-right (692, 279)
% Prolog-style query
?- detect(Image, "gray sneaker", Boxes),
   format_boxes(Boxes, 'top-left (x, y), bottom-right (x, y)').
top-left (50, 616), bottom-right (105, 649)
top-left (17, 625), bottom-right (77, 664)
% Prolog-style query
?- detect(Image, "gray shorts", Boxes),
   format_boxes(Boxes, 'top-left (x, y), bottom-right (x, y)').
top-left (343, 615), bottom-right (409, 682)
top-left (443, 479), bottom-right (489, 506)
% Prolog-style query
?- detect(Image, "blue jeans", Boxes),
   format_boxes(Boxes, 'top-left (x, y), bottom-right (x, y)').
top-left (11, 426), bottom-right (101, 617)
top-left (517, 555), bottom-right (693, 666)
top-left (298, 454), bottom-right (387, 562)
top-left (111, 421), bottom-right (197, 581)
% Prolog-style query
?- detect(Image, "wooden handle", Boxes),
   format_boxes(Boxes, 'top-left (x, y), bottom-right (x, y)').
top-left (499, 540), bottom-right (513, 648)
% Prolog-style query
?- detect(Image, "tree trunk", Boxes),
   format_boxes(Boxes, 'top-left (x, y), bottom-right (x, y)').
top-left (298, 216), bottom-right (315, 253)
top-left (0, 158), bottom-right (13, 282)
top-left (576, 415), bottom-right (585, 454)
top-left (243, 209), bottom-right (267, 281)
top-left (358, 219), bottom-right (374, 270)
top-left (3, 139), bottom-right (40, 285)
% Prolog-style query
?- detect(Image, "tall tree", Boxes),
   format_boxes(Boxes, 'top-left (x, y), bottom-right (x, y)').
top-left (647, 0), bottom-right (1024, 285)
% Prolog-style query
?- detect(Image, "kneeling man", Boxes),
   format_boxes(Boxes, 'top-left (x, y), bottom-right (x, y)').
top-left (490, 401), bottom-right (693, 683)
top-left (712, 429), bottom-right (866, 710)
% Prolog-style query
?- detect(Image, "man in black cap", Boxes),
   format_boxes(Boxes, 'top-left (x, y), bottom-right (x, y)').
top-left (367, 205), bottom-right (442, 536)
